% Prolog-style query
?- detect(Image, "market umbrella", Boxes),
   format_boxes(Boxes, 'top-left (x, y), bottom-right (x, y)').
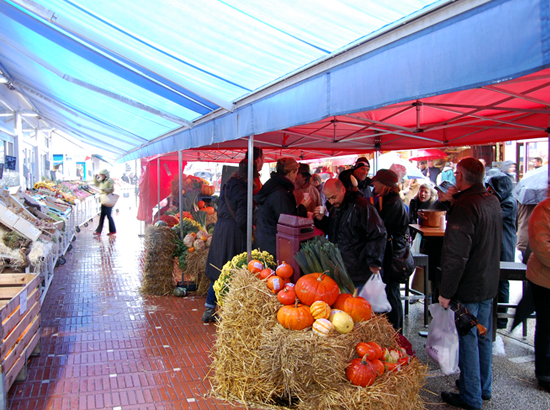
top-left (409, 149), bottom-right (448, 162)
top-left (512, 165), bottom-right (549, 205)
top-left (377, 152), bottom-right (424, 179)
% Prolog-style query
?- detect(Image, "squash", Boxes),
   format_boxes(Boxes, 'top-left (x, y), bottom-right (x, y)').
top-left (276, 262), bottom-right (294, 279)
top-left (309, 300), bottom-right (331, 320)
top-left (201, 185), bottom-right (215, 196)
top-left (332, 289), bottom-right (372, 323)
top-left (295, 272), bottom-right (339, 307)
top-left (346, 356), bottom-right (377, 387)
top-left (267, 275), bottom-right (289, 294)
top-left (277, 286), bottom-right (297, 305)
top-left (367, 342), bottom-right (383, 361)
top-left (248, 259), bottom-right (264, 274)
top-left (356, 342), bottom-right (375, 360)
top-left (330, 310), bottom-right (354, 334)
top-left (371, 358), bottom-right (385, 376)
top-left (277, 300), bottom-right (314, 330)
top-left (203, 206), bottom-right (216, 215)
top-left (197, 200), bottom-right (206, 209)
top-left (259, 268), bottom-right (275, 280)
top-left (312, 318), bottom-right (334, 337)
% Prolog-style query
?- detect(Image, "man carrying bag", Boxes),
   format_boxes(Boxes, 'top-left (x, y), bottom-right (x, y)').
top-left (94, 169), bottom-right (117, 236)
top-left (438, 158), bottom-right (502, 410)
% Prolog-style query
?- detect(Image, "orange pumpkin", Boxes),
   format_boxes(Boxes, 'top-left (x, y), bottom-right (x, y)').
top-left (248, 259), bottom-right (264, 274)
top-left (259, 268), bottom-right (275, 280)
top-left (197, 200), bottom-right (206, 209)
top-left (277, 300), bottom-right (314, 330)
top-left (332, 289), bottom-right (372, 323)
top-left (201, 185), bottom-right (215, 196)
top-left (346, 356), bottom-right (377, 387)
top-left (203, 206), bottom-right (216, 215)
top-left (371, 359), bottom-right (385, 376)
top-left (267, 275), bottom-right (287, 294)
top-left (276, 262), bottom-right (294, 279)
top-left (295, 273), bottom-right (339, 307)
top-left (367, 342), bottom-right (383, 361)
top-left (277, 286), bottom-right (297, 305)
top-left (356, 342), bottom-right (376, 360)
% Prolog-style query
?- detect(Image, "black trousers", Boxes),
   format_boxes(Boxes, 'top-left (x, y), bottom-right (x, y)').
top-left (530, 280), bottom-right (550, 383)
top-left (96, 205), bottom-right (116, 234)
top-left (385, 280), bottom-right (403, 333)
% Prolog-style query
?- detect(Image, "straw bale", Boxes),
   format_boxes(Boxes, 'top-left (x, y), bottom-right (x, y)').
top-left (210, 269), bottom-right (427, 410)
top-left (140, 226), bottom-right (177, 296)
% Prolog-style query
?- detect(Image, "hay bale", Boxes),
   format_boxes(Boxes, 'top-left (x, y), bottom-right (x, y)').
top-left (210, 269), bottom-right (427, 410)
top-left (140, 226), bottom-right (177, 296)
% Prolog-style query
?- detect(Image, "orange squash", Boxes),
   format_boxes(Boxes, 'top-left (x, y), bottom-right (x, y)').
top-left (295, 273), bottom-right (339, 307)
top-left (276, 262), bottom-right (294, 279)
top-left (277, 300), bottom-right (314, 330)
top-left (277, 286), bottom-right (297, 305)
top-left (203, 206), bottom-right (216, 215)
top-left (248, 259), bottom-right (264, 274)
top-left (346, 356), bottom-right (377, 387)
top-left (332, 289), bottom-right (372, 323)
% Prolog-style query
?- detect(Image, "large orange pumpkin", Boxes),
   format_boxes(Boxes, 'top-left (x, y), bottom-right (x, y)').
top-left (277, 300), bottom-right (314, 330)
top-left (346, 356), bottom-right (377, 387)
top-left (295, 273), bottom-right (339, 307)
top-left (332, 289), bottom-right (372, 323)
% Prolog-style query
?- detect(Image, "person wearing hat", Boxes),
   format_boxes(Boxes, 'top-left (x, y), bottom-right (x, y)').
top-left (339, 157), bottom-right (373, 198)
top-left (254, 157), bottom-right (310, 256)
top-left (432, 180), bottom-right (457, 212)
top-left (93, 169), bottom-right (116, 236)
top-left (294, 163), bottom-right (321, 213)
top-left (372, 169), bottom-right (411, 332)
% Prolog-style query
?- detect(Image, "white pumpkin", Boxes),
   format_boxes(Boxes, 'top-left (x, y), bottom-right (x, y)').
top-left (312, 318), bottom-right (334, 337)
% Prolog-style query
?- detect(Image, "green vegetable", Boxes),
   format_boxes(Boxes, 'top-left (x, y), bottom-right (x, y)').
top-left (294, 236), bottom-right (355, 294)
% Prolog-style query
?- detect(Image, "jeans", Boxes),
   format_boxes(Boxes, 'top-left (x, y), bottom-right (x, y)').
top-left (457, 299), bottom-right (493, 409)
top-left (96, 205), bottom-right (116, 233)
top-left (530, 280), bottom-right (550, 383)
top-left (205, 282), bottom-right (217, 309)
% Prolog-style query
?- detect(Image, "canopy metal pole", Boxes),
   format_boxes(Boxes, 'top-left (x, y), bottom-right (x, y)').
top-left (157, 157), bottom-right (160, 223)
top-left (178, 150), bottom-right (184, 239)
top-left (136, 158), bottom-right (144, 237)
top-left (247, 135), bottom-right (254, 262)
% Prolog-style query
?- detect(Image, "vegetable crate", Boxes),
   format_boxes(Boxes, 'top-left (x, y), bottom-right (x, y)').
top-left (0, 274), bottom-right (42, 409)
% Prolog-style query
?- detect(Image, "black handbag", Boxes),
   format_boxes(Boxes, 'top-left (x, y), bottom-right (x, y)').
top-left (389, 234), bottom-right (416, 283)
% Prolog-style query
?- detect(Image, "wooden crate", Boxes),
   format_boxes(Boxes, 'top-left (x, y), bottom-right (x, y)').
top-left (0, 274), bottom-right (41, 409)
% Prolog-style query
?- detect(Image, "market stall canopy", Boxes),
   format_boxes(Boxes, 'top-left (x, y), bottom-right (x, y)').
top-left (409, 149), bottom-right (448, 162)
top-left (0, 0), bottom-right (447, 159)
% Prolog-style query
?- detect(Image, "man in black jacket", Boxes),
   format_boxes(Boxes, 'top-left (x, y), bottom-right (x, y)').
top-left (313, 179), bottom-right (386, 288)
top-left (338, 157), bottom-right (373, 198)
top-left (439, 158), bottom-right (502, 410)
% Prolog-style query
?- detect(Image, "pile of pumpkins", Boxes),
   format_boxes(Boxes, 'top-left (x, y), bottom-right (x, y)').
top-left (346, 342), bottom-right (410, 387)
top-left (247, 259), bottom-right (372, 336)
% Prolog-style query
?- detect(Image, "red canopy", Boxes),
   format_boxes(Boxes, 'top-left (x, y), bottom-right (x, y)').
top-left (164, 68), bottom-right (550, 163)
top-left (409, 149), bottom-right (448, 161)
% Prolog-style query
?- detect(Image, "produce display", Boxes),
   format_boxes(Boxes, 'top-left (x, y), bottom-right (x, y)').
top-left (210, 238), bottom-right (426, 410)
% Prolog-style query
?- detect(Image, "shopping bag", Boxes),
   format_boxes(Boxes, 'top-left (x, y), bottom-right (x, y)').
top-left (426, 303), bottom-right (459, 375)
top-left (100, 193), bottom-right (119, 207)
top-left (358, 273), bottom-right (392, 313)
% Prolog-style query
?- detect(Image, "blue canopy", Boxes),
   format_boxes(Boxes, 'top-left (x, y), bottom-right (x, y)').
top-left (1, 0), bottom-right (549, 161)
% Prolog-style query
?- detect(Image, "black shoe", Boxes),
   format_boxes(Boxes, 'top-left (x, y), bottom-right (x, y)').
top-left (202, 307), bottom-right (218, 323)
top-left (441, 392), bottom-right (481, 410)
top-left (455, 380), bottom-right (491, 401)
top-left (539, 380), bottom-right (550, 392)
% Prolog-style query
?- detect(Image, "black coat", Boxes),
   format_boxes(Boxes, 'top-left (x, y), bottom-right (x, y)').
top-left (440, 183), bottom-right (503, 303)
top-left (376, 191), bottom-right (410, 283)
top-left (254, 172), bottom-right (306, 256)
top-left (205, 176), bottom-right (248, 281)
top-left (315, 191), bottom-right (386, 286)
top-left (486, 172), bottom-right (517, 262)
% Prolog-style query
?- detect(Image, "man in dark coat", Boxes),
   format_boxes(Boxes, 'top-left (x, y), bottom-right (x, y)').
top-left (338, 157), bottom-right (373, 198)
top-left (439, 158), bottom-right (502, 410)
top-left (486, 170), bottom-right (518, 329)
top-left (313, 179), bottom-right (386, 288)
top-left (203, 160), bottom-right (255, 322)
top-left (254, 157), bottom-right (308, 256)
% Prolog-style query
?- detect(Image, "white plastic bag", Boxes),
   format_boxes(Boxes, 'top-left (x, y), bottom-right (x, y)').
top-left (358, 273), bottom-right (392, 313)
top-left (426, 303), bottom-right (459, 375)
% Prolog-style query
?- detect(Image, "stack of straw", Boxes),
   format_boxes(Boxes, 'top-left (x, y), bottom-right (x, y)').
top-left (140, 226), bottom-right (177, 296)
top-left (210, 269), bottom-right (426, 410)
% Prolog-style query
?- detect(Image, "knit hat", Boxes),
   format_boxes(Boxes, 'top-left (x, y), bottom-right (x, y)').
top-left (372, 169), bottom-right (398, 187)
top-left (354, 157), bottom-right (370, 169)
